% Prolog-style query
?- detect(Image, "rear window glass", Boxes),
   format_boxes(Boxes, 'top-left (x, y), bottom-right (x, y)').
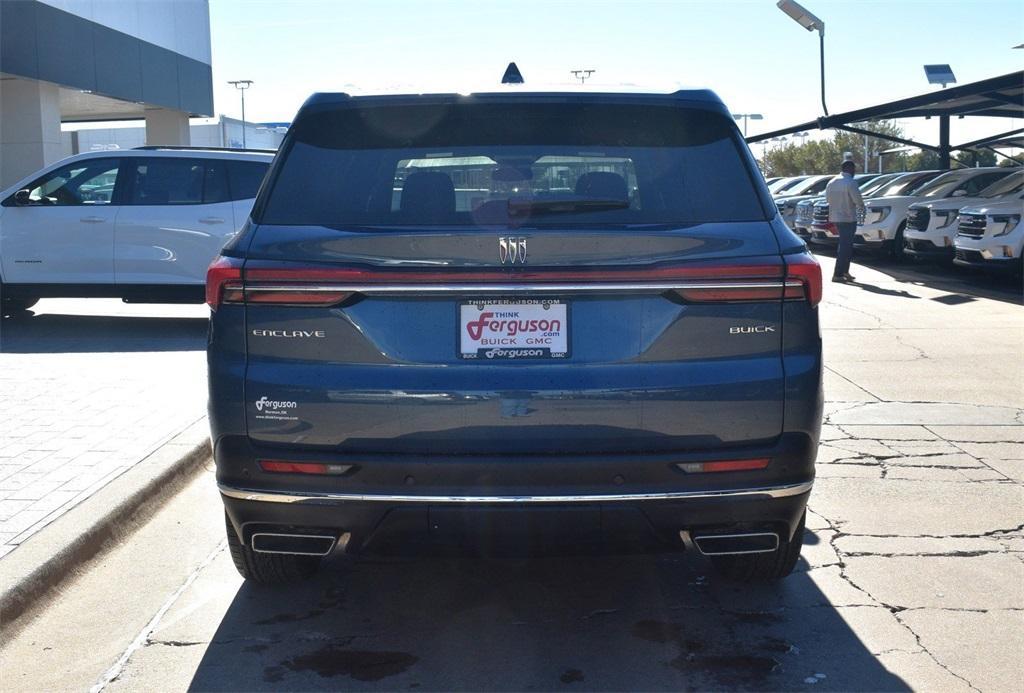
top-left (228, 160), bottom-right (270, 201)
top-left (979, 171), bottom-right (1023, 198)
top-left (129, 158), bottom-right (204, 205)
top-left (914, 173), bottom-right (967, 198)
top-left (259, 103), bottom-right (767, 228)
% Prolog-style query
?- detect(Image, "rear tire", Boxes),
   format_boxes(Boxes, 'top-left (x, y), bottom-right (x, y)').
top-left (891, 223), bottom-right (906, 262)
top-left (710, 512), bottom-right (805, 581)
top-left (224, 513), bottom-right (321, 584)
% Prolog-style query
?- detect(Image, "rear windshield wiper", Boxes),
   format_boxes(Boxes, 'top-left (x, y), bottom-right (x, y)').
top-left (507, 197), bottom-right (630, 218)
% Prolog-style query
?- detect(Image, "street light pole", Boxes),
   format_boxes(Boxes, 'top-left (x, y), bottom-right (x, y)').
top-left (777, 1), bottom-right (828, 116)
top-left (732, 113), bottom-right (763, 137)
top-left (227, 79), bottom-right (253, 149)
top-left (570, 70), bottom-right (595, 84)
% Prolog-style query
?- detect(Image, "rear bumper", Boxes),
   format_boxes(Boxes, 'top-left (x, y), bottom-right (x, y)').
top-left (221, 483), bottom-right (812, 556)
top-left (216, 428), bottom-right (817, 557)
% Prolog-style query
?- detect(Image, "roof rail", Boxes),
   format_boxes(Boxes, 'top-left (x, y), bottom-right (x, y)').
top-left (133, 145), bottom-right (277, 154)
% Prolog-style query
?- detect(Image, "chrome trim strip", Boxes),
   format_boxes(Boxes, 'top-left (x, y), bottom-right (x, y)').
top-left (239, 281), bottom-right (800, 296)
top-left (219, 480), bottom-right (813, 505)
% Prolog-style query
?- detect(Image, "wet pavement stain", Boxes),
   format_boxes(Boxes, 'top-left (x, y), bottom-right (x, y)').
top-left (278, 645), bottom-right (419, 682)
top-left (560, 668), bottom-right (585, 684)
top-left (632, 620), bottom-right (778, 687)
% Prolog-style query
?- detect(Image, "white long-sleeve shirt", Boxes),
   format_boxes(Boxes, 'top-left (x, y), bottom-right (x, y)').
top-left (825, 173), bottom-right (866, 223)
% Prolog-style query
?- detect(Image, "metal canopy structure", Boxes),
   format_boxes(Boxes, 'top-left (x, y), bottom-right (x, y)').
top-left (747, 70), bottom-right (1024, 169)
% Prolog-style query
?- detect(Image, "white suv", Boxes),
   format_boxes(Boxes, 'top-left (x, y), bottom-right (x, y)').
top-left (831, 167), bottom-right (1009, 260)
top-left (0, 147), bottom-right (274, 313)
top-left (953, 193), bottom-right (1024, 274)
top-left (903, 170), bottom-right (1022, 261)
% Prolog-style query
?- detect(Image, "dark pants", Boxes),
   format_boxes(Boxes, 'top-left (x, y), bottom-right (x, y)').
top-left (834, 222), bottom-right (856, 278)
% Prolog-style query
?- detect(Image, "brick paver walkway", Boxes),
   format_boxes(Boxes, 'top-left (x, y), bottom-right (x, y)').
top-left (0, 299), bottom-right (208, 558)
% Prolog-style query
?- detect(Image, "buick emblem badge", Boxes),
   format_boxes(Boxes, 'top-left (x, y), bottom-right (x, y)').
top-left (499, 237), bottom-right (527, 264)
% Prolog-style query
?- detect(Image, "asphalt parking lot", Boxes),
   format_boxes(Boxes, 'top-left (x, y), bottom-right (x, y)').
top-left (1, 252), bottom-right (1021, 692)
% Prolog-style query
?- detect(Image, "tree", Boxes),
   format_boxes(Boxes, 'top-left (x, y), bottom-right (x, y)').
top-left (761, 120), bottom-right (911, 176)
top-left (906, 147), bottom-right (998, 171)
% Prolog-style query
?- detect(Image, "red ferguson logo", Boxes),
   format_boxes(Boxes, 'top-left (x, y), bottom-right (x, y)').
top-left (466, 312), bottom-right (494, 340)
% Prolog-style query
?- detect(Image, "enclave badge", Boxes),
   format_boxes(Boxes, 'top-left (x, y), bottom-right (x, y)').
top-left (498, 237), bottom-right (527, 265)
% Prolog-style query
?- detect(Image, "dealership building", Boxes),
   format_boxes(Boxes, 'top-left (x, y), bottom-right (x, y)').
top-left (0, 0), bottom-right (213, 188)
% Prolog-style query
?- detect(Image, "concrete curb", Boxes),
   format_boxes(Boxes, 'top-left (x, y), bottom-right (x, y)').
top-left (0, 418), bottom-right (211, 635)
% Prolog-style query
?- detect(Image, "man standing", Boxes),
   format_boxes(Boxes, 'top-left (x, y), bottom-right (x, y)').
top-left (825, 160), bottom-right (866, 282)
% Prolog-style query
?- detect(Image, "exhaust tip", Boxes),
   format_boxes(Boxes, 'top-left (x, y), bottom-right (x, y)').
top-left (251, 532), bottom-right (337, 557)
top-left (692, 532), bottom-right (779, 556)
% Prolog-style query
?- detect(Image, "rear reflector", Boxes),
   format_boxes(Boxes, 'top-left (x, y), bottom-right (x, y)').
top-left (244, 290), bottom-right (353, 306)
top-left (677, 458), bottom-right (771, 473)
top-left (258, 460), bottom-right (353, 475)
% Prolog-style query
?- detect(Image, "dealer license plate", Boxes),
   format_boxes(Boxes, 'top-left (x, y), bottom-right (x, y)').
top-left (458, 299), bottom-right (569, 360)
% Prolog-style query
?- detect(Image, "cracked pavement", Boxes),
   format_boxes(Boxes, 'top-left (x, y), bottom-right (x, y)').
top-left (0, 256), bottom-right (1021, 691)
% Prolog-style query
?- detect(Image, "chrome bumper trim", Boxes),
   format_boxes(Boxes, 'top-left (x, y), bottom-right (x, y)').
top-left (218, 480), bottom-right (814, 505)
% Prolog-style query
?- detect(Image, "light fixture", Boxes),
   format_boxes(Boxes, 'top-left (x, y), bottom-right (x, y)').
top-left (776, 0), bottom-right (825, 33)
top-left (776, 1), bottom-right (828, 115)
top-left (732, 113), bottom-right (763, 136)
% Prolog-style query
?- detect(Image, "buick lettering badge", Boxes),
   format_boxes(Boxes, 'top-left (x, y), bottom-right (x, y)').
top-left (498, 237), bottom-right (527, 265)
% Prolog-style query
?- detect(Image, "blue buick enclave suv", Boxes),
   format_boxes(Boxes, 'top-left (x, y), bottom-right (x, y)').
top-left (207, 84), bottom-right (823, 584)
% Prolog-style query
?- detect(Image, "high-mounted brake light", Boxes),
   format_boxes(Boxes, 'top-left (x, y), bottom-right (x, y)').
top-left (206, 255), bottom-right (244, 309)
top-left (784, 253), bottom-right (822, 307)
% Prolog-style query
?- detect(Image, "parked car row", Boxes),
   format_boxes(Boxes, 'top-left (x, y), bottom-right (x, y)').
top-left (0, 147), bottom-right (273, 312)
top-left (771, 167), bottom-right (1023, 275)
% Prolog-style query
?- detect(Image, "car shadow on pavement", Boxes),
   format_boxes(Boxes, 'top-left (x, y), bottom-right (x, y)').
top-left (811, 247), bottom-right (1023, 305)
top-left (186, 539), bottom-right (910, 692)
top-left (846, 281), bottom-right (921, 299)
top-left (0, 313), bottom-right (207, 353)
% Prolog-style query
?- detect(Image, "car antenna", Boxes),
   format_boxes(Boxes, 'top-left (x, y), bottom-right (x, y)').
top-left (501, 62), bottom-right (524, 84)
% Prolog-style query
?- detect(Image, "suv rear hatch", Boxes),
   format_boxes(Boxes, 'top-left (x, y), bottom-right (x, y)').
top-left (230, 97), bottom-right (809, 455)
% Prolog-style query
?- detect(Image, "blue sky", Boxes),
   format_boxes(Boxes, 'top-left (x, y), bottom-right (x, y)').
top-left (208, 0), bottom-right (1023, 148)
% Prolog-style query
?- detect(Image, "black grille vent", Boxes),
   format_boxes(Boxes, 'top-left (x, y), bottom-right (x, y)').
top-left (907, 207), bottom-right (930, 232)
top-left (812, 205), bottom-right (829, 223)
top-left (955, 249), bottom-right (984, 263)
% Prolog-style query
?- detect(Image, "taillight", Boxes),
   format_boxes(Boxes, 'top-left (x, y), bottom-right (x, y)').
top-left (227, 259), bottom-right (815, 306)
top-left (784, 253), bottom-right (822, 307)
top-left (676, 458), bottom-right (771, 473)
top-left (205, 255), bottom-right (244, 310)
